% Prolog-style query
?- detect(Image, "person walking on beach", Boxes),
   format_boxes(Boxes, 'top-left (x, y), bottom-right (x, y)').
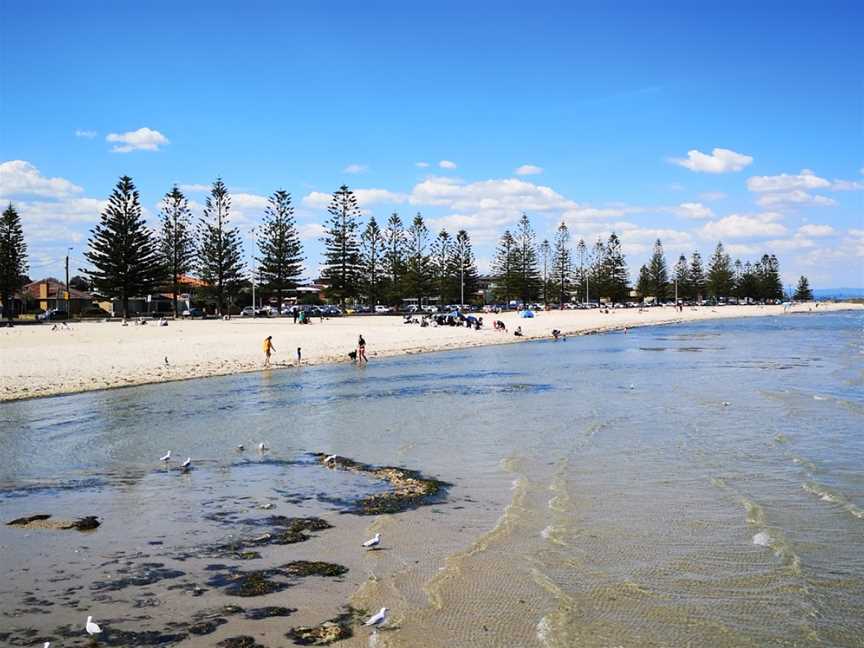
top-left (297, 347), bottom-right (302, 365)
top-left (263, 336), bottom-right (276, 367)
top-left (357, 334), bottom-right (368, 363)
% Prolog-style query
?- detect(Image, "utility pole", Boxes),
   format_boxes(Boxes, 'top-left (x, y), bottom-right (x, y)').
top-left (65, 248), bottom-right (71, 315)
top-left (251, 267), bottom-right (256, 317)
top-left (460, 245), bottom-right (465, 308)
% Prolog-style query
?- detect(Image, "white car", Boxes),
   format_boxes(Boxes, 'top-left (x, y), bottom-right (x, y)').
top-left (374, 305), bottom-right (393, 314)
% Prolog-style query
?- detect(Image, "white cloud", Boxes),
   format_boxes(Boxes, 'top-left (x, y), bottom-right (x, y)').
top-left (765, 235), bottom-right (816, 252)
top-left (438, 160), bottom-right (458, 169)
top-left (831, 178), bottom-right (864, 191)
top-left (411, 176), bottom-right (574, 213)
top-left (301, 192), bottom-right (331, 209)
top-left (699, 212), bottom-right (787, 240)
top-left (698, 191), bottom-right (727, 202)
top-left (670, 148), bottom-right (753, 173)
top-left (415, 161), bottom-right (430, 168)
top-left (797, 224), bottom-right (835, 237)
top-left (74, 129), bottom-right (97, 139)
top-left (177, 183), bottom-right (211, 193)
top-left (756, 190), bottom-right (837, 208)
top-left (515, 164), bottom-right (543, 176)
top-left (674, 202), bottom-right (714, 220)
top-left (302, 188), bottom-right (407, 211)
top-left (106, 127), bottom-right (169, 153)
top-left (343, 163), bottom-right (368, 174)
top-left (17, 197), bottom-right (106, 226)
top-left (725, 243), bottom-right (760, 257)
top-left (298, 223), bottom-right (326, 240)
top-left (746, 169), bottom-right (830, 193)
top-left (0, 160), bottom-right (83, 198)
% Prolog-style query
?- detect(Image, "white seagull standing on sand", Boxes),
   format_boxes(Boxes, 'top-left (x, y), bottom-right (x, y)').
top-left (362, 533), bottom-right (381, 550)
top-left (324, 454), bottom-right (337, 465)
top-left (237, 444), bottom-right (245, 451)
top-left (85, 615), bottom-right (102, 635)
top-left (181, 457), bottom-right (191, 471)
top-left (160, 451), bottom-right (172, 462)
top-left (364, 607), bottom-right (389, 628)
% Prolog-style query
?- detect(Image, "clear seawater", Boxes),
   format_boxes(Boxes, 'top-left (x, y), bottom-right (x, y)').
top-left (1, 311), bottom-right (861, 647)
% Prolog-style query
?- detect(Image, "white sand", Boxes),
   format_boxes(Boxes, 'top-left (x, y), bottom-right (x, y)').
top-left (1, 302), bottom-right (858, 402)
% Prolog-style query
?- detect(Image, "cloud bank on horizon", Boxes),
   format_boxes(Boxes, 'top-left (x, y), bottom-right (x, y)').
top-left (2, 155), bottom-right (860, 288)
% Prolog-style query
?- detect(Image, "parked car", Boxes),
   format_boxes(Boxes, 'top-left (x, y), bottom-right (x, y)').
top-left (322, 305), bottom-right (342, 317)
top-left (375, 305), bottom-right (393, 314)
top-left (38, 308), bottom-right (69, 321)
top-left (240, 306), bottom-right (256, 317)
top-left (182, 307), bottom-right (204, 318)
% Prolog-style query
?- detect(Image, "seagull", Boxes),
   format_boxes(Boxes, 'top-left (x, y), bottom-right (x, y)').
top-left (236, 444), bottom-right (245, 451)
top-left (362, 533), bottom-right (381, 550)
top-left (181, 457), bottom-right (191, 471)
top-left (722, 401), bottom-right (731, 406)
top-left (364, 607), bottom-right (388, 628)
top-left (160, 451), bottom-right (171, 462)
top-left (324, 454), bottom-right (337, 464)
top-left (258, 442), bottom-right (268, 451)
top-left (86, 615), bottom-right (102, 635)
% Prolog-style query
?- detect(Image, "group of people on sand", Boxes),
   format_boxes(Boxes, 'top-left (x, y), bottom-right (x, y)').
top-left (262, 334), bottom-right (367, 368)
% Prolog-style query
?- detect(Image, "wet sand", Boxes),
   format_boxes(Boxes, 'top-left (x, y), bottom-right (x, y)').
top-left (1, 302), bottom-right (857, 402)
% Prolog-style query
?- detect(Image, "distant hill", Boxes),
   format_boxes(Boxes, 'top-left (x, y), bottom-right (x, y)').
top-left (813, 288), bottom-right (864, 299)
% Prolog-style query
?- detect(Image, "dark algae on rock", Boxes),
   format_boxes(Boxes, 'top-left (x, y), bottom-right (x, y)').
top-left (314, 453), bottom-right (448, 514)
top-left (286, 610), bottom-right (359, 646)
top-left (218, 636), bottom-right (268, 648)
top-left (6, 513), bottom-right (101, 530)
top-left (279, 561), bottom-right (348, 578)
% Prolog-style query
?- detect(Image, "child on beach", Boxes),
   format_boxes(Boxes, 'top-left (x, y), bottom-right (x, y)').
top-left (263, 336), bottom-right (276, 367)
top-left (357, 335), bottom-right (368, 363)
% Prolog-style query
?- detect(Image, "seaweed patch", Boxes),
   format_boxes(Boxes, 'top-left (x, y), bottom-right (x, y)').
top-left (314, 453), bottom-right (448, 514)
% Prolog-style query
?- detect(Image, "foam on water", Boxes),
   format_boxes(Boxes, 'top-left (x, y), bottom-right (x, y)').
top-left (803, 481), bottom-right (864, 520)
top-left (752, 531), bottom-right (772, 547)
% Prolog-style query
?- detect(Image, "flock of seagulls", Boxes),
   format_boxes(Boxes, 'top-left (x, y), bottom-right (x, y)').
top-left (157, 441), bottom-right (273, 474)
top-left (150, 448), bottom-right (390, 632)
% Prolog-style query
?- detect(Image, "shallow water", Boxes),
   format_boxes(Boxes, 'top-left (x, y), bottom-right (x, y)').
top-left (1, 312), bottom-right (862, 646)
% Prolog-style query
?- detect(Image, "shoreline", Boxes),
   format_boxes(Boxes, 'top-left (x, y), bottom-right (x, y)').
top-left (1, 302), bottom-right (859, 404)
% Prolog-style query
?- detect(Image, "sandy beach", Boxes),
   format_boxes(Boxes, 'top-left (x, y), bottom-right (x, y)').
top-left (0, 302), bottom-right (858, 402)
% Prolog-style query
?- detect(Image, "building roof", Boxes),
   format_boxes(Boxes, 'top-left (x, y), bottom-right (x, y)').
top-left (178, 274), bottom-right (209, 288)
top-left (21, 277), bottom-right (94, 301)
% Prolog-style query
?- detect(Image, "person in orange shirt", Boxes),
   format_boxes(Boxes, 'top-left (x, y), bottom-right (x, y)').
top-left (263, 336), bottom-right (276, 367)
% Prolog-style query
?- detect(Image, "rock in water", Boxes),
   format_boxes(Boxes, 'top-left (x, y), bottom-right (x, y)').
top-left (72, 516), bottom-right (100, 530)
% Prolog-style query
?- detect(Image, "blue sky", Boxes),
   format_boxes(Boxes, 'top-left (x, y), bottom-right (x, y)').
top-left (1, 0), bottom-right (862, 287)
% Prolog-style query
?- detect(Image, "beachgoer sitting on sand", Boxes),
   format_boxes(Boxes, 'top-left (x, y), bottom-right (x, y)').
top-left (552, 329), bottom-right (560, 340)
top-left (514, 326), bottom-right (523, 337)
